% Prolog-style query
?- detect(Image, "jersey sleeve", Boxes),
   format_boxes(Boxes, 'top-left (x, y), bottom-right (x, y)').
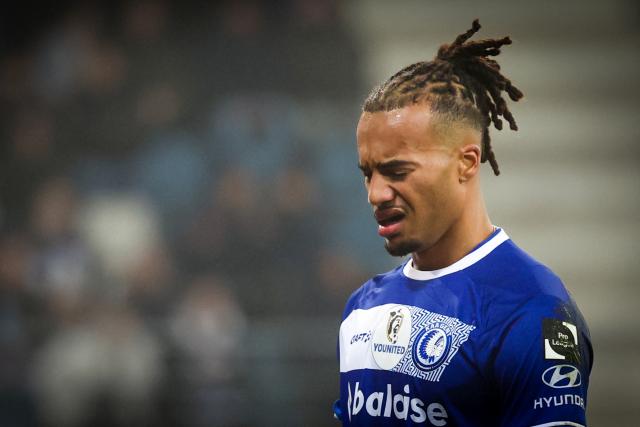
top-left (490, 294), bottom-right (593, 427)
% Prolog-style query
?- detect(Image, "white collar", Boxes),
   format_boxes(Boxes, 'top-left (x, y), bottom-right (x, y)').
top-left (402, 228), bottom-right (510, 281)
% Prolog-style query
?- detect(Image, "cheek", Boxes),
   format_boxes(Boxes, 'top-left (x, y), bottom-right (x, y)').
top-left (437, 169), bottom-right (466, 215)
top-left (416, 166), bottom-right (462, 218)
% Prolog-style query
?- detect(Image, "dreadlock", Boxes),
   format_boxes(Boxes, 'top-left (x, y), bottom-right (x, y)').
top-left (363, 19), bottom-right (523, 175)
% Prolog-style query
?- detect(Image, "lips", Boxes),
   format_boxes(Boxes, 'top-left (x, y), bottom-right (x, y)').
top-left (374, 208), bottom-right (406, 238)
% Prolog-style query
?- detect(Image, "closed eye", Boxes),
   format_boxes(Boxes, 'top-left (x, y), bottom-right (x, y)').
top-left (378, 160), bottom-right (416, 180)
top-left (359, 160), bottom-right (415, 182)
top-left (383, 169), bottom-right (410, 180)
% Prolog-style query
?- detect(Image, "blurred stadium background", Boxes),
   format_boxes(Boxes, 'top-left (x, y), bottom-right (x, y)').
top-left (0, 1), bottom-right (638, 426)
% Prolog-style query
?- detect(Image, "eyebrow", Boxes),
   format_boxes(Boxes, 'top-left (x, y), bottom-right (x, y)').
top-left (358, 159), bottom-right (417, 171)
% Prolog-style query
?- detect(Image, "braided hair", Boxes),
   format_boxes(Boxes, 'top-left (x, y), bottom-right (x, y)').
top-left (363, 19), bottom-right (523, 175)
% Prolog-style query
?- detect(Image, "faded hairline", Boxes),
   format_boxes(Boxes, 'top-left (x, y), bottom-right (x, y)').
top-left (384, 96), bottom-right (484, 148)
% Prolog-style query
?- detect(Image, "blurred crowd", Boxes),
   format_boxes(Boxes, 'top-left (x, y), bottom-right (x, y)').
top-left (0, 1), bottom-right (385, 426)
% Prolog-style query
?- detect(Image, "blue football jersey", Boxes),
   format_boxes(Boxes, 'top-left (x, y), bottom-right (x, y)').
top-left (335, 228), bottom-right (593, 427)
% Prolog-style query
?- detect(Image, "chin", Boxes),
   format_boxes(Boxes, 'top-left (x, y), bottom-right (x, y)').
top-left (384, 238), bottom-right (421, 257)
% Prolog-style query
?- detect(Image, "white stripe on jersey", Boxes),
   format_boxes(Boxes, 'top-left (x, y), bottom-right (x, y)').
top-left (340, 303), bottom-right (475, 381)
top-left (340, 304), bottom-right (394, 373)
top-left (402, 228), bottom-right (509, 281)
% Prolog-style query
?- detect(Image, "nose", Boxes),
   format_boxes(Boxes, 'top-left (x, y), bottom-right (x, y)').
top-left (367, 173), bottom-right (395, 206)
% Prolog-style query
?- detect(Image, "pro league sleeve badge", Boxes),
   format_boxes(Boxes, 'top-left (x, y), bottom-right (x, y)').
top-left (542, 318), bottom-right (581, 364)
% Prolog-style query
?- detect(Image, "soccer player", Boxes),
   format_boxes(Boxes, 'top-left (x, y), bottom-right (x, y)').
top-left (334, 20), bottom-right (593, 426)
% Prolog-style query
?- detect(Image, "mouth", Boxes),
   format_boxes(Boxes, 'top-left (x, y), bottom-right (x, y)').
top-left (374, 208), bottom-right (406, 238)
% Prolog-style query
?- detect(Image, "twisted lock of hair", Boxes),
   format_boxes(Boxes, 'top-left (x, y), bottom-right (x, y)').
top-left (363, 19), bottom-right (524, 175)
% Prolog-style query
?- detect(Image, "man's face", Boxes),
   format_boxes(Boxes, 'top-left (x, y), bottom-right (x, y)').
top-left (356, 104), bottom-right (466, 257)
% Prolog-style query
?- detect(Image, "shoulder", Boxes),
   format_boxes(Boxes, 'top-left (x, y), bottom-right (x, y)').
top-left (469, 237), bottom-right (591, 356)
top-left (470, 237), bottom-right (593, 370)
top-left (483, 238), bottom-right (564, 286)
top-left (472, 238), bottom-right (575, 313)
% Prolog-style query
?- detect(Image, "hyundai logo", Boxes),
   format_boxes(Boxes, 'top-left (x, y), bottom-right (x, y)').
top-left (542, 365), bottom-right (581, 388)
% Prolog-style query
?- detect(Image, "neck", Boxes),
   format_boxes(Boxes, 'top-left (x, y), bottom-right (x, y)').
top-left (411, 192), bottom-right (493, 271)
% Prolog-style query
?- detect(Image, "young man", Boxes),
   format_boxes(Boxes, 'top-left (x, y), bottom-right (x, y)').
top-left (335, 20), bottom-right (593, 426)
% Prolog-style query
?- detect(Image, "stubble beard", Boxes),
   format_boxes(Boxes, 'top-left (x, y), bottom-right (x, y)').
top-left (384, 238), bottom-right (421, 257)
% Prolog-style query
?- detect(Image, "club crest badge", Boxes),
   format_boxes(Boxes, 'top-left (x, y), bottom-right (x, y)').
top-left (371, 306), bottom-right (412, 370)
top-left (412, 322), bottom-right (453, 372)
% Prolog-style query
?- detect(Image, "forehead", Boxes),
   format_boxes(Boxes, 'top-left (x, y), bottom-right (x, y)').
top-left (356, 104), bottom-right (440, 162)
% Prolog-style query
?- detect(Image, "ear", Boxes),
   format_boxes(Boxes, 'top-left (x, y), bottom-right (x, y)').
top-left (458, 143), bottom-right (481, 183)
